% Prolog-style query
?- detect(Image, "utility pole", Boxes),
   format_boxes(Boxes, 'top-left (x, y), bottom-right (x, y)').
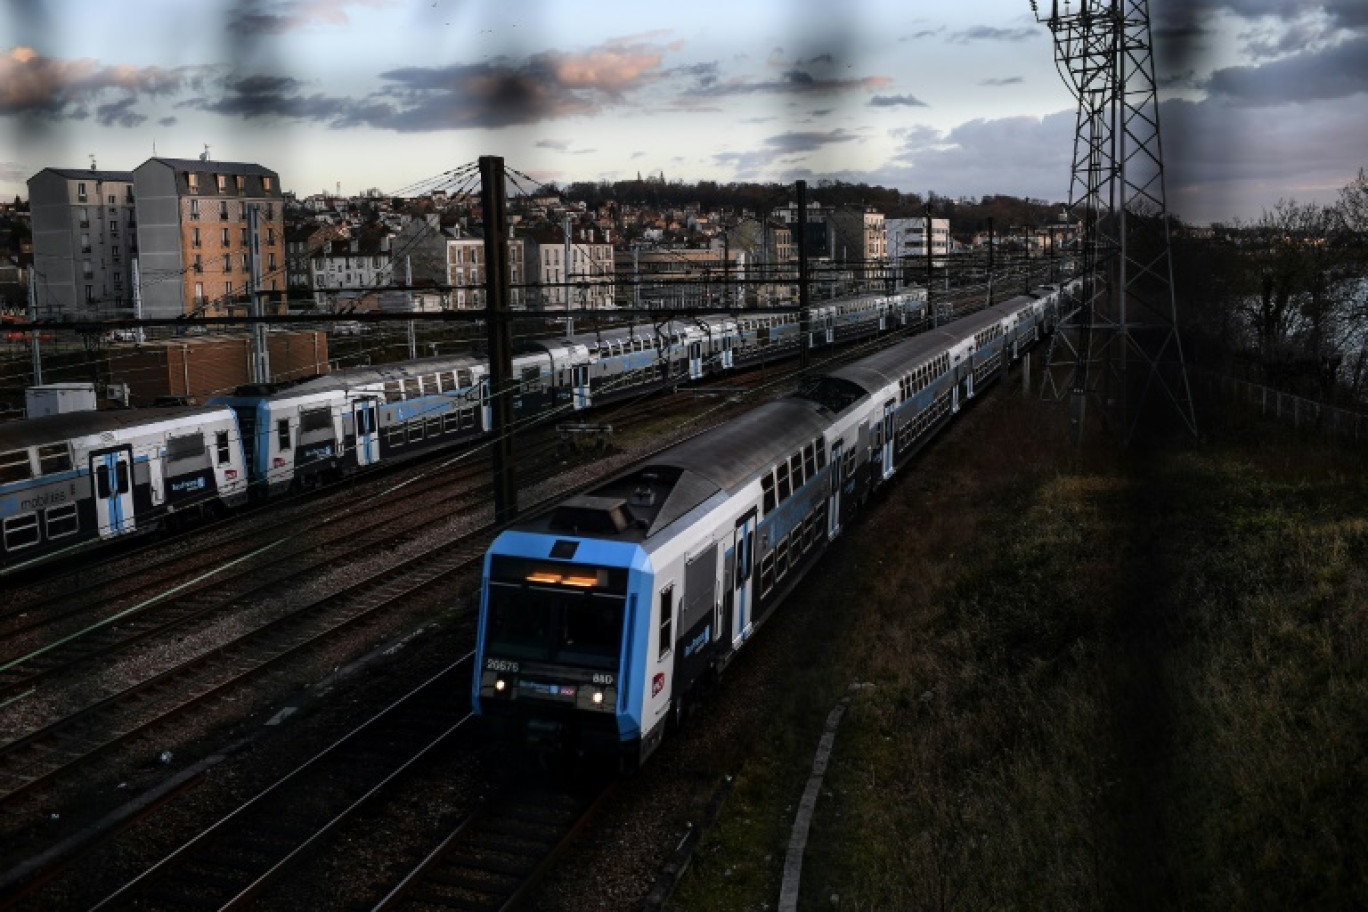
top-left (247, 204), bottom-right (270, 384)
top-left (481, 156), bottom-right (518, 524)
top-left (796, 180), bottom-right (810, 375)
top-left (27, 267), bottom-right (42, 385)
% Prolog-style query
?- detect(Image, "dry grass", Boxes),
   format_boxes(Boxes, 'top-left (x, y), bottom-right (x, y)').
top-left (668, 383), bottom-right (1368, 911)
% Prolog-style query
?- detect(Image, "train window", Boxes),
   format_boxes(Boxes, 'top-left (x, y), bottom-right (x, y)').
top-left (37, 443), bottom-right (72, 475)
top-left (3, 513), bottom-right (39, 550)
top-left (425, 416), bottom-right (441, 437)
top-left (440, 372), bottom-right (457, 393)
top-left (460, 407), bottom-right (475, 429)
top-left (45, 503), bottom-right (79, 539)
top-left (300, 408), bottom-right (331, 433)
top-left (759, 553), bottom-right (774, 597)
top-left (761, 473), bottom-right (776, 515)
top-left (404, 377), bottom-right (422, 399)
top-left (776, 463), bottom-right (791, 501)
top-left (775, 535), bottom-right (789, 579)
top-left (167, 433), bottom-right (205, 463)
top-left (790, 453), bottom-right (804, 490)
top-left (815, 438), bottom-right (826, 470)
top-left (388, 426), bottom-right (405, 447)
top-left (276, 420), bottom-right (291, 452)
top-left (216, 431), bottom-right (231, 464)
top-left (443, 412), bottom-right (460, 434)
top-left (384, 380), bottom-right (402, 400)
top-left (457, 368), bottom-right (473, 388)
top-left (521, 366), bottom-right (540, 391)
top-left (658, 584), bottom-right (674, 659)
top-left (803, 444), bottom-right (816, 480)
top-left (408, 419), bottom-right (424, 443)
top-left (0, 448), bottom-right (31, 484)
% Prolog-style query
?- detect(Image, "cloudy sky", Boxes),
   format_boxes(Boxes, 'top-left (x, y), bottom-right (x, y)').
top-left (2, 0), bottom-right (1366, 225)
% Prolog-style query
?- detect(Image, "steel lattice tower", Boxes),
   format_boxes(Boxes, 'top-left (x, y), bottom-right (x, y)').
top-left (1035, 0), bottom-right (1197, 443)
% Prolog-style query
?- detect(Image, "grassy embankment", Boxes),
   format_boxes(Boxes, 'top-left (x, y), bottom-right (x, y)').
top-left (667, 387), bottom-right (1368, 911)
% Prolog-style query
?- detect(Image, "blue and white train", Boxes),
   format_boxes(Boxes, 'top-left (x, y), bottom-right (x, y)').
top-left (471, 282), bottom-right (1078, 767)
top-left (0, 289), bottom-right (933, 574)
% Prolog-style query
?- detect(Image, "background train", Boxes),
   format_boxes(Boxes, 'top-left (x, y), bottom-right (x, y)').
top-left (0, 288), bottom-right (934, 574)
top-left (471, 280), bottom-right (1080, 768)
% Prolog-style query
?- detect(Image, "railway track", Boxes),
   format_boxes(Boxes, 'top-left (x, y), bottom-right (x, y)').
top-left (86, 658), bottom-right (477, 912)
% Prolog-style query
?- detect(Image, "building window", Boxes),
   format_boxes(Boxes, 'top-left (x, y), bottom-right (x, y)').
top-left (263, 176), bottom-right (274, 192)
top-left (78, 207), bottom-right (89, 227)
top-left (235, 175), bottom-right (245, 194)
top-left (241, 227), bottom-right (249, 245)
top-left (187, 172), bottom-right (199, 191)
top-left (239, 202), bottom-right (247, 220)
top-left (219, 200), bottom-right (229, 220)
top-left (223, 254), bottom-right (232, 272)
top-left (265, 204), bottom-right (274, 220)
top-left (193, 254), bottom-right (202, 273)
top-left (216, 174), bottom-right (227, 193)
top-left (267, 252), bottom-right (277, 269)
top-left (190, 199), bottom-right (200, 219)
top-left (108, 194), bottom-right (116, 206)
top-left (77, 182), bottom-right (87, 201)
top-left (266, 227), bottom-right (275, 244)
top-left (192, 227), bottom-right (201, 247)
top-left (85, 284), bottom-right (93, 301)
top-left (110, 220), bottom-right (118, 236)
top-left (225, 280), bottom-right (233, 298)
top-left (194, 282), bottom-right (204, 303)
top-left (80, 233), bottom-right (90, 253)
top-left (221, 227), bottom-right (230, 246)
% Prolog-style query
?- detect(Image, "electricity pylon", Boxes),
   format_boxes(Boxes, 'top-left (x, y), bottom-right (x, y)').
top-left (1034, 0), bottom-right (1197, 443)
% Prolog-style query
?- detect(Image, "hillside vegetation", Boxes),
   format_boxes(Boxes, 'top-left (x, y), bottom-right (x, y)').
top-left (668, 390), bottom-right (1368, 911)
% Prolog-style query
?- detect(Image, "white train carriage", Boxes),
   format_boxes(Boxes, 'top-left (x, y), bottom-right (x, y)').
top-left (1, 406), bottom-right (247, 572)
top-left (211, 352), bottom-right (491, 496)
top-left (472, 300), bottom-right (1028, 767)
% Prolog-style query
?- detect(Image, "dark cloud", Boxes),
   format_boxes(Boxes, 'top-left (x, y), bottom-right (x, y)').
top-left (1204, 35), bottom-right (1368, 104)
top-left (685, 68), bottom-right (889, 99)
top-left (0, 47), bottom-right (212, 122)
top-left (765, 128), bottom-right (859, 154)
top-left (870, 94), bottom-right (928, 107)
top-left (96, 97), bottom-right (145, 127)
top-left (225, 0), bottom-right (391, 36)
top-left (979, 77), bottom-right (1023, 87)
top-left (948, 26), bottom-right (1036, 43)
top-left (535, 138), bottom-right (571, 151)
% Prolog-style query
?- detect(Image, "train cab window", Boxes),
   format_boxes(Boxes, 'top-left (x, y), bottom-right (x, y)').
top-left (803, 443), bottom-right (817, 479)
top-left (167, 433), bottom-right (205, 463)
top-left (37, 443), bottom-right (72, 475)
top-left (658, 584), bottom-right (674, 659)
top-left (404, 377), bottom-right (422, 399)
top-left (776, 463), bottom-right (791, 501)
top-left (300, 408), bottom-right (331, 434)
top-left (521, 366), bottom-right (541, 391)
top-left (761, 473), bottom-right (776, 515)
top-left (276, 419), bottom-right (291, 451)
top-left (0, 448), bottom-right (31, 484)
top-left (216, 430), bottom-right (231, 464)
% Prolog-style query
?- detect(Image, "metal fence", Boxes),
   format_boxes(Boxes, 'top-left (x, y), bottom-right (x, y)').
top-left (1201, 371), bottom-right (1368, 441)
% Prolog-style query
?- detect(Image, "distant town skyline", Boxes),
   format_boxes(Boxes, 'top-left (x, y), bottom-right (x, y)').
top-left (2, 1), bottom-right (1366, 225)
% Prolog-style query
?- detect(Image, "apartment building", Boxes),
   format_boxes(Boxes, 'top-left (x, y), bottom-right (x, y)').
top-left (309, 236), bottom-right (395, 309)
top-left (887, 216), bottom-right (951, 280)
top-left (524, 225), bottom-right (615, 310)
top-left (27, 167), bottom-right (138, 318)
top-left (133, 157), bottom-right (287, 319)
top-left (829, 206), bottom-right (888, 290)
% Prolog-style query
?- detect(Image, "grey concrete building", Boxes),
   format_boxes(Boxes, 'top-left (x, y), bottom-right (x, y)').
top-left (27, 167), bottom-right (138, 319)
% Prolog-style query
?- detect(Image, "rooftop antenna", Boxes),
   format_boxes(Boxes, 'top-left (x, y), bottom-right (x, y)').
top-left (88, 154), bottom-right (97, 171)
top-left (199, 144), bottom-right (211, 162)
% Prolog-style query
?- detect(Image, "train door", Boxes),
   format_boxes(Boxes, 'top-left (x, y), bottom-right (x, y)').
top-left (828, 438), bottom-right (843, 540)
top-left (825, 314), bottom-right (834, 345)
top-left (722, 334), bottom-right (734, 370)
top-left (573, 363), bottom-right (592, 410)
top-left (730, 509), bottom-right (757, 642)
top-left (881, 399), bottom-right (896, 480)
top-left (479, 376), bottom-right (492, 429)
top-left (688, 340), bottom-right (703, 380)
top-left (90, 446), bottom-right (135, 539)
top-left (353, 399), bottom-right (379, 466)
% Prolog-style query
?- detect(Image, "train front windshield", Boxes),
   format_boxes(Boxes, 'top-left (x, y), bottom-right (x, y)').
top-left (485, 558), bottom-right (628, 670)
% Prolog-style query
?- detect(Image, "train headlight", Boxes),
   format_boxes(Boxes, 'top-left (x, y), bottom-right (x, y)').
top-left (495, 678), bottom-right (507, 692)
top-left (591, 690), bottom-right (604, 705)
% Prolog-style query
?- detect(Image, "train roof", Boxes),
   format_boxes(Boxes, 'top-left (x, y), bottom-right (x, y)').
top-left (225, 352), bottom-right (489, 399)
top-left (804, 329), bottom-right (959, 409)
top-left (523, 397), bottom-right (831, 542)
top-left (0, 405), bottom-right (232, 449)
